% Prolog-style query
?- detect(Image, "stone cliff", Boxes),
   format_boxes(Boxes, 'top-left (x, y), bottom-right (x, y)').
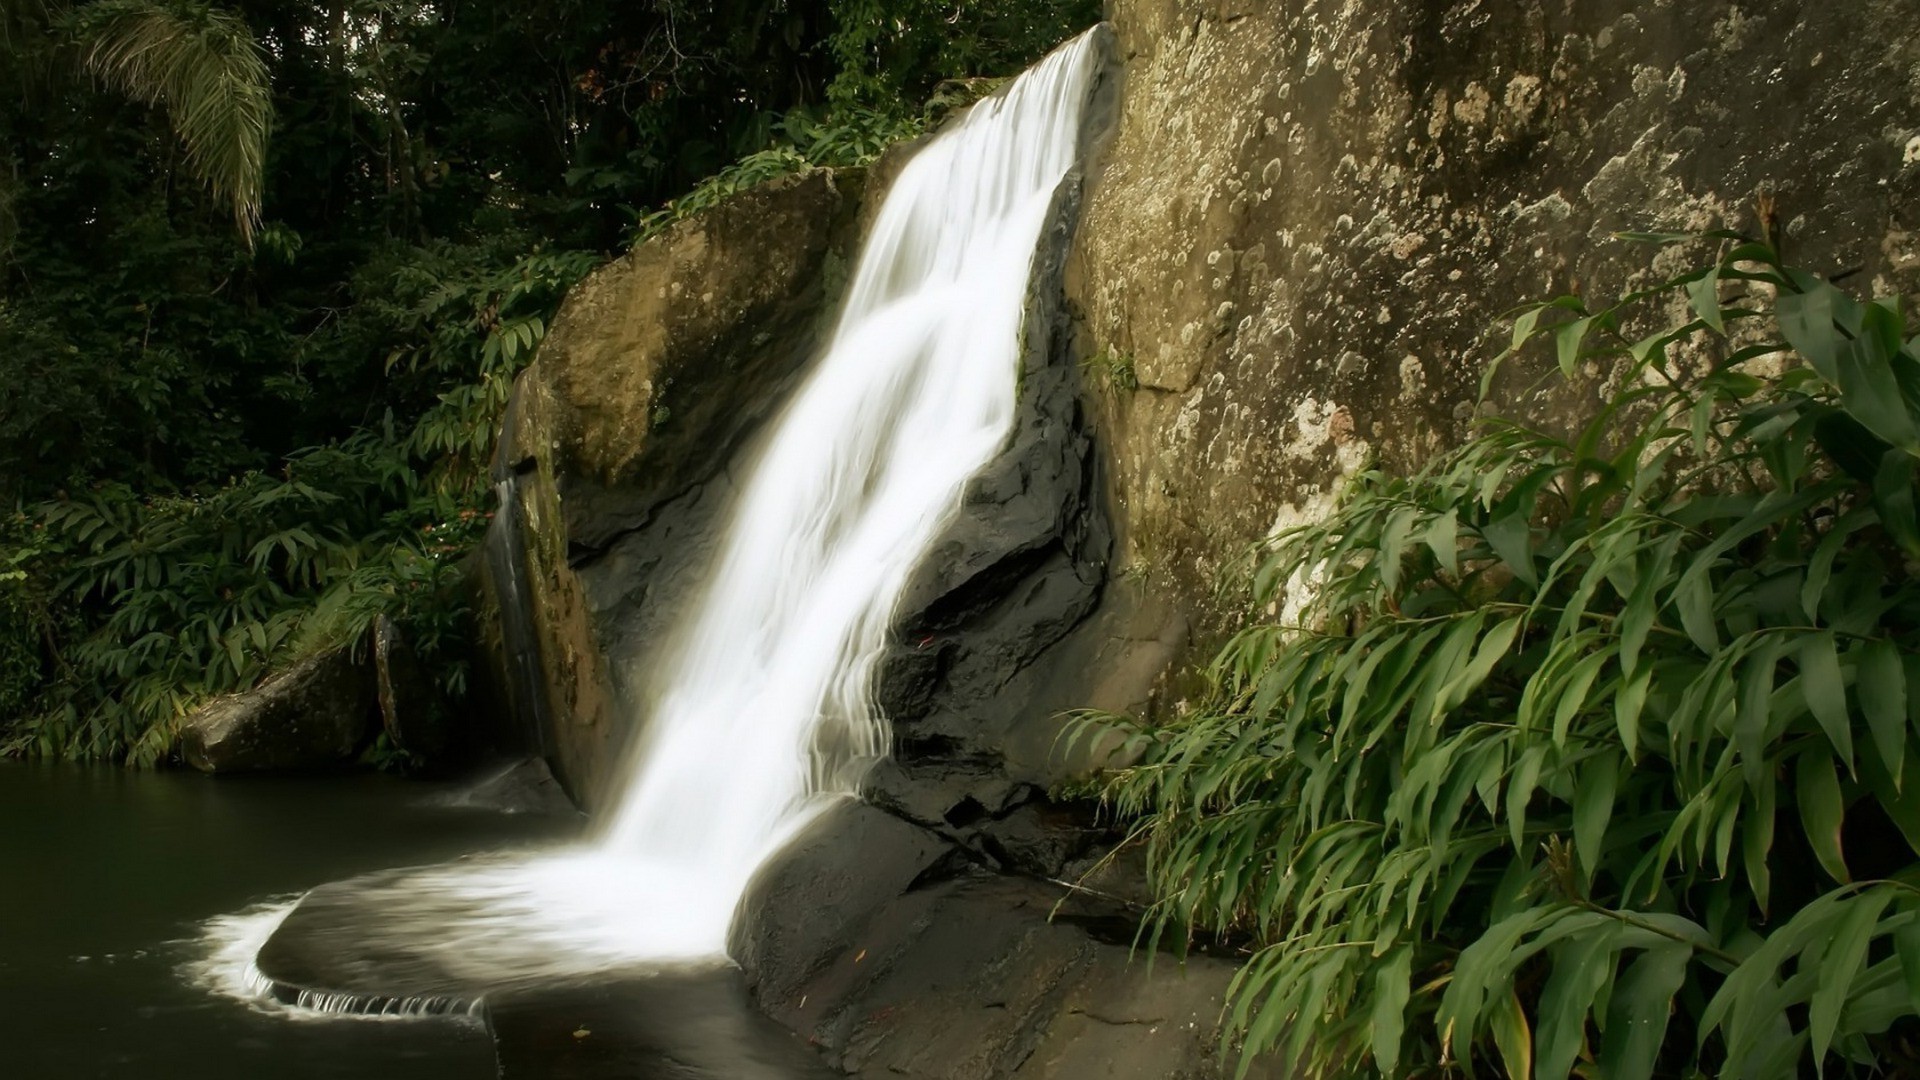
top-left (1071, 0), bottom-right (1920, 686)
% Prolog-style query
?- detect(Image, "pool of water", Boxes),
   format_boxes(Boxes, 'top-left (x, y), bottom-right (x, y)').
top-left (0, 761), bottom-right (580, 1079)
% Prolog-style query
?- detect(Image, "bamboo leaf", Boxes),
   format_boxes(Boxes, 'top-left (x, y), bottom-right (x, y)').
top-left (1368, 946), bottom-right (1412, 1075)
top-left (1858, 638), bottom-right (1907, 789)
top-left (1491, 984), bottom-right (1535, 1080)
top-left (1809, 889), bottom-right (1889, 1064)
top-left (1599, 943), bottom-right (1691, 1080)
top-left (1799, 631), bottom-right (1855, 771)
top-left (1795, 749), bottom-right (1850, 884)
top-left (1574, 753), bottom-right (1619, 887)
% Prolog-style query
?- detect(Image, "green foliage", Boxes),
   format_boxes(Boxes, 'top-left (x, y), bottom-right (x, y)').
top-left (72, 0), bottom-right (272, 241)
top-left (1083, 345), bottom-right (1138, 394)
top-left (1077, 236), bottom-right (1920, 1078)
top-left (823, 0), bottom-right (1098, 108)
top-left (3, 440), bottom-right (480, 763)
top-left (630, 106), bottom-right (924, 243)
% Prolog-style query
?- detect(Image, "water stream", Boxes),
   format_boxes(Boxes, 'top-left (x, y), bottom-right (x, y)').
top-left (197, 27), bottom-right (1105, 1002)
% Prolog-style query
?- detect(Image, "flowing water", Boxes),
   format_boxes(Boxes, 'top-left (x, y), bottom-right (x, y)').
top-left (186, 28), bottom-right (1106, 1007)
top-left (595, 24), bottom-right (1106, 944)
top-left (0, 763), bottom-right (574, 1078)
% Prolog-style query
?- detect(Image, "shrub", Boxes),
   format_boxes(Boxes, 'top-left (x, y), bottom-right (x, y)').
top-left (1077, 234), bottom-right (1920, 1078)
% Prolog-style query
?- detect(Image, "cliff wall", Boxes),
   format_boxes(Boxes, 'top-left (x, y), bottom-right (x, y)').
top-left (1072, 0), bottom-right (1920, 686)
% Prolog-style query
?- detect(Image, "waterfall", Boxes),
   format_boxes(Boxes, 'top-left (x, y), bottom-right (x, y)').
top-left (213, 29), bottom-right (1106, 998)
top-left (592, 27), bottom-right (1105, 930)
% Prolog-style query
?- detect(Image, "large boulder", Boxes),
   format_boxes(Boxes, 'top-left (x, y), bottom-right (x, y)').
top-left (1072, 0), bottom-right (1920, 679)
top-left (731, 801), bottom-right (1266, 1080)
top-left (475, 168), bottom-right (868, 809)
top-left (178, 647), bottom-right (374, 773)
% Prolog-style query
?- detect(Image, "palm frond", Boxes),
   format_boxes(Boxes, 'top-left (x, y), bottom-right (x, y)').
top-left (76, 0), bottom-right (271, 243)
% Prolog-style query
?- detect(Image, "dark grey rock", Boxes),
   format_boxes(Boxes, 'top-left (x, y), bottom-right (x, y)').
top-left (178, 647), bottom-right (374, 773)
top-left (729, 800), bottom-right (957, 1009)
top-left (440, 757), bottom-right (581, 816)
top-left (373, 614), bottom-right (450, 762)
top-left (746, 870), bottom-right (1256, 1080)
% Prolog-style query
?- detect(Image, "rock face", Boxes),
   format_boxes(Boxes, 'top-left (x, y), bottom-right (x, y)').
top-left (1070, 0), bottom-right (1920, 676)
top-left (859, 145), bottom-right (1117, 877)
top-left (478, 168), bottom-right (867, 808)
top-left (730, 802), bottom-right (1258, 1080)
top-left (178, 647), bottom-right (374, 773)
top-left (373, 614), bottom-right (451, 763)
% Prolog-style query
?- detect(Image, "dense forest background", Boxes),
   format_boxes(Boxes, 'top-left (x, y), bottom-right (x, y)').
top-left (0, 0), bottom-right (1097, 762)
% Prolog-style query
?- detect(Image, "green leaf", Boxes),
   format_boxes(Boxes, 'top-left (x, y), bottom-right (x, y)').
top-left (1809, 889), bottom-right (1890, 1064)
top-left (1802, 509), bottom-right (1872, 622)
top-left (1491, 985), bottom-right (1535, 1080)
top-left (1598, 943), bottom-right (1691, 1080)
top-left (1509, 743), bottom-right (1549, 850)
top-left (1686, 264), bottom-right (1724, 335)
top-left (1799, 631), bottom-right (1855, 771)
top-left (1779, 273), bottom-right (1845, 382)
top-left (1674, 570), bottom-right (1720, 654)
top-left (1484, 512), bottom-right (1537, 588)
top-left (1743, 779), bottom-right (1777, 914)
top-left (1379, 506), bottom-right (1418, 593)
top-left (1553, 648), bottom-right (1612, 748)
top-left (1836, 329), bottom-right (1920, 451)
top-left (1574, 754), bottom-right (1620, 887)
top-left (1874, 451), bottom-right (1920, 557)
top-left (1795, 748), bottom-right (1850, 884)
top-left (1896, 919), bottom-right (1920, 1015)
top-left (1537, 924), bottom-right (1622, 1080)
top-left (1614, 665), bottom-right (1652, 762)
top-left (1424, 508), bottom-right (1459, 577)
top-left (1857, 638), bottom-right (1907, 789)
top-left (1368, 946), bottom-right (1412, 1074)
top-left (1556, 316), bottom-right (1595, 375)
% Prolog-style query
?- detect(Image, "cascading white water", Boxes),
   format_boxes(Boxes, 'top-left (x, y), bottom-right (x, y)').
top-left (593, 26), bottom-right (1105, 931)
top-left (200, 29), bottom-right (1105, 999)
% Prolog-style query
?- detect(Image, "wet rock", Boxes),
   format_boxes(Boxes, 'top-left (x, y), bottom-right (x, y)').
top-left (441, 758), bottom-right (580, 816)
top-left (975, 801), bottom-right (1099, 880)
top-left (179, 648), bottom-right (374, 773)
top-left (729, 801), bottom-right (958, 1009)
top-left (742, 870), bottom-right (1257, 1080)
top-left (473, 168), bottom-right (869, 809)
top-left (862, 133), bottom-right (1119, 857)
top-left (373, 615), bottom-right (450, 762)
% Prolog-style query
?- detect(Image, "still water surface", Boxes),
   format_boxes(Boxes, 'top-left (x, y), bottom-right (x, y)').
top-left (0, 762), bottom-right (578, 1079)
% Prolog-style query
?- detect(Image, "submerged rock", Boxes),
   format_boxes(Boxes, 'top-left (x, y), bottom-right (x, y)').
top-left (178, 648), bottom-right (374, 773)
top-left (440, 758), bottom-right (580, 816)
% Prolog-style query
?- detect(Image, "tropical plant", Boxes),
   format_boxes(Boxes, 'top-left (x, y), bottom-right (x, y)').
top-left (1075, 234), bottom-right (1920, 1078)
top-left (3, 0), bottom-right (272, 241)
top-left (71, 0), bottom-right (271, 240)
top-left (3, 439), bottom-right (478, 763)
top-left (629, 105), bottom-right (926, 243)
